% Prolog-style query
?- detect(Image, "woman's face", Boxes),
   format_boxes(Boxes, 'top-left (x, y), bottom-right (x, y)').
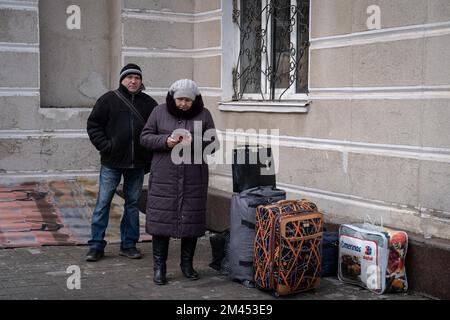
top-left (175, 97), bottom-right (193, 111)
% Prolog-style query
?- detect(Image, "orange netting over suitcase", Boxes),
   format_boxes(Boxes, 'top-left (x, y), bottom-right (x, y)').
top-left (254, 200), bottom-right (323, 295)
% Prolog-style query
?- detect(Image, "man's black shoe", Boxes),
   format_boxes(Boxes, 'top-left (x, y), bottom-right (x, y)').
top-left (86, 249), bottom-right (104, 262)
top-left (119, 247), bottom-right (142, 259)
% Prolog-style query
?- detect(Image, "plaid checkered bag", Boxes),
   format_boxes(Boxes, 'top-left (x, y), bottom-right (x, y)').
top-left (254, 199), bottom-right (323, 296)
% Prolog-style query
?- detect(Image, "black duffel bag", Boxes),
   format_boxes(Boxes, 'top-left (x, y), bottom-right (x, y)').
top-left (232, 145), bottom-right (276, 193)
top-left (321, 231), bottom-right (339, 277)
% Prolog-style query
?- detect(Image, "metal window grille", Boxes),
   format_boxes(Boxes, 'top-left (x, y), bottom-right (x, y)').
top-left (232, 0), bottom-right (309, 101)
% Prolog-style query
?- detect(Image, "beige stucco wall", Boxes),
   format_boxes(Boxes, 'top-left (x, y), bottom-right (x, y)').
top-left (39, 0), bottom-right (110, 108)
top-left (213, 0), bottom-right (450, 239)
top-left (0, 0), bottom-right (449, 239)
top-left (0, 8), bottom-right (38, 43)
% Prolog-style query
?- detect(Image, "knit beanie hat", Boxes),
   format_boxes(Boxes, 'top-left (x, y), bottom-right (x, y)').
top-left (119, 63), bottom-right (142, 83)
top-left (169, 79), bottom-right (199, 101)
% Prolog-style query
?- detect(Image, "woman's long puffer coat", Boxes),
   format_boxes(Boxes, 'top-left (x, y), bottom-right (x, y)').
top-left (140, 94), bottom-right (218, 238)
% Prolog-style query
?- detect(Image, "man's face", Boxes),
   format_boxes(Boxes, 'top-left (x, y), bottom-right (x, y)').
top-left (121, 74), bottom-right (142, 94)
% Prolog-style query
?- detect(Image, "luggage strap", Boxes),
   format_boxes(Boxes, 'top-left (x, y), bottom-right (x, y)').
top-left (113, 89), bottom-right (145, 125)
top-left (239, 260), bottom-right (253, 267)
top-left (241, 219), bottom-right (255, 229)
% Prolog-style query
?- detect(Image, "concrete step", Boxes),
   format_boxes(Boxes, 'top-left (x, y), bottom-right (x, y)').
top-left (205, 187), bottom-right (450, 300)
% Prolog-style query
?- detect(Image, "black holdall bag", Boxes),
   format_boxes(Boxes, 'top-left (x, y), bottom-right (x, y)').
top-left (320, 231), bottom-right (339, 277)
top-left (229, 186), bottom-right (286, 287)
top-left (232, 145), bottom-right (276, 193)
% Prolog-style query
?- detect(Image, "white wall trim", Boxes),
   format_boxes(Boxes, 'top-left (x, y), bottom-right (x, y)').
top-left (209, 173), bottom-right (450, 222)
top-left (278, 182), bottom-right (448, 220)
top-left (218, 100), bottom-right (309, 113)
top-left (0, 87), bottom-right (39, 96)
top-left (123, 46), bottom-right (221, 59)
top-left (220, 0), bottom-right (234, 101)
top-left (144, 87), bottom-right (222, 97)
top-left (310, 21), bottom-right (450, 50)
top-left (0, 1), bottom-right (37, 11)
top-left (216, 130), bottom-right (450, 163)
top-left (209, 173), bottom-right (413, 216)
top-left (122, 8), bottom-right (222, 23)
top-left (0, 42), bottom-right (38, 53)
top-left (0, 129), bottom-right (89, 139)
top-left (309, 85), bottom-right (450, 100)
top-left (308, 0), bottom-right (312, 101)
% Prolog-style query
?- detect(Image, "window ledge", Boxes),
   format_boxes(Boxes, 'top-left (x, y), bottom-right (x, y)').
top-left (218, 100), bottom-right (310, 113)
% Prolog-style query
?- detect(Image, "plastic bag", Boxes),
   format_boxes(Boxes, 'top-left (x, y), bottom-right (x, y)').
top-left (338, 223), bottom-right (408, 294)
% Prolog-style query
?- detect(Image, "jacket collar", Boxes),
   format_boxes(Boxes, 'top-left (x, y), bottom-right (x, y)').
top-left (166, 92), bottom-right (204, 119)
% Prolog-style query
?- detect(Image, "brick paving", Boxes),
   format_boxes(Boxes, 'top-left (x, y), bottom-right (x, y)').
top-left (0, 237), bottom-right (430, 300)
top-left (0, 179), bottom-right (150, 248)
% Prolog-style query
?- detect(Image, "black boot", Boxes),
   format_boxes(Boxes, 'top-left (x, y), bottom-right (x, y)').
top-left (180, 237), bottom-right (199, 280)
top-left (152, 236), bottom-right (169, 285)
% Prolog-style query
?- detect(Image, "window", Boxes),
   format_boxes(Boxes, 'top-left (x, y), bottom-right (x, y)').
top-left (232, 0), bottom-right (309, 101)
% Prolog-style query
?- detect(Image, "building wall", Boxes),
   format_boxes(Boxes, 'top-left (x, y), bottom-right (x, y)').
top-left (0, 0), bottom-right (222, 179)
top-left (0, 0), bottom-right (103, 180)
top-left (212, 0), bottom-right (450, 240)
top-left (0, 0), bottom-right (449, 240)
top-left (0, 0), bottom-right (40, 131)
top-left (121, 0), bottom-right (222, 103)
top-left (39, 0), bottom-right (110, 108)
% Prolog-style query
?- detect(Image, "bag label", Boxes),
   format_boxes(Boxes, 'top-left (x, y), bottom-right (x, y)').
top-left (339, 235), bottom-right (381, 291)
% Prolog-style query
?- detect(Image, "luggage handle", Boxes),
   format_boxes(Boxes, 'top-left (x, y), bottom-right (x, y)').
top-left (258, 201), bottom-right (301, 215)
top-left (276, 199), bottom-right (301, 206)
top-left (276, 199), bottom-right (317, 212)
top-left (281, 232), bottom-right (323, 242)
top-left (279, 212), bottom-right (324, 241)
top-left (255, 203), bottom-right (316, 218)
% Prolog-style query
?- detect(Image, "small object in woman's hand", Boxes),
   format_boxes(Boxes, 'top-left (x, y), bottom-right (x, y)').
top-left (170, 129), bottom-right (192, 145)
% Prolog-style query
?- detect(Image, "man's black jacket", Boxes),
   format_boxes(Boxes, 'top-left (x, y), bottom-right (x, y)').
top-left (87, 84), bottom-right (158, 171)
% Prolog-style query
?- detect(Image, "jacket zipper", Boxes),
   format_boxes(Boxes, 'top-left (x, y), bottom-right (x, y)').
top-left (131, 94), bottom-right (135, 168)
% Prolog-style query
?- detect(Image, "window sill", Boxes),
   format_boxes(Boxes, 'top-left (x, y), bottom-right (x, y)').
top-left (218, 100), bottom-right (310, 113)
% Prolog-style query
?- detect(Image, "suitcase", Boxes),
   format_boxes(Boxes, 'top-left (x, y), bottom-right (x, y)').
top-left (229, 186), bottom-right (286, 286)
top-left (254, 199), bottom-right (323, 296)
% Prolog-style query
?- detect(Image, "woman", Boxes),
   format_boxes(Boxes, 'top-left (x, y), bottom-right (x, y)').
top-left (140, 79), bottom-right (218, 285)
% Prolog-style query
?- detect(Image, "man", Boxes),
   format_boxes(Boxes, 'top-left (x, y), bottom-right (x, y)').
top-left (86, 63), bottom-right (158, 262)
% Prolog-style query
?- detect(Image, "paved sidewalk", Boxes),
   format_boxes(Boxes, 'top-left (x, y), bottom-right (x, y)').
top-left (0, 237), bottom-right (429, 300)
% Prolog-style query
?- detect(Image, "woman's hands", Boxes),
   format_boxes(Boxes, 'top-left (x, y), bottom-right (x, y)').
top-left (167, 129), bottom-right (192, 148)
top-left (166, 136), bottom-right (179, 149)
